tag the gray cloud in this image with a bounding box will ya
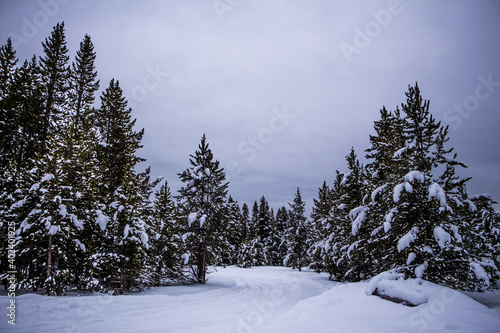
[1,0,499,211]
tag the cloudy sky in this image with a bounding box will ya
[1,0,499,212]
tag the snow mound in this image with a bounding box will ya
[365,271,428,307]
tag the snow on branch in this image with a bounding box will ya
[397,227,419,252]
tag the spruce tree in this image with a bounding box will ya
[177,134,230,284]
[225,196,243,265]
[92,79,149,293]
[308,181,333,272]
[275,206,289,265]
[236,203,254,268]
[38,22,70,153]
[0,37,18,168]
[69,34,99,139]
[284,188,309,271]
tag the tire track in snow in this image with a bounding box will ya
[2,266,333,333]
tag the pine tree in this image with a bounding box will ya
[308,181,333,272]
[91,79,149,293]
[236,203,254,268]
[275,206,289,265]
[249,200,266,266]
[38,22,70,153]
[177,134,230,284]
[225,196,243,265]
[0,37,19,168]
[284,188,309,271]
[347,83,499,290]
[69,34,99,139]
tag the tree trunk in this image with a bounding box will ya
[197,242,206,284]
[46,234,52,295]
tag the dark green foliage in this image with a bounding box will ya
[310,83,500,291]
[177,134,230,284]
[284,188,309,271]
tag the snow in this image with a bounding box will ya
[470,263,490,284]
[365,271,428,306]
[347,240,359,258]
[349,206,367,236]
[58,204,67,217]
[40,173,54,182]
[181,232,192,242]
[47,225,60,235]
[434,226,451,249]
[371,184,387,202]
[74,239,86,252]
[340,171,351,186]
[95,210,110,231]
[181,252,190,265]
[464,199,477,212]
[187,212,197,227]
[392,147,407,158]
[384,208,397,233]
[407,252,416,265]
[404,170,425,183]
[397,227,419,252]
[1,266,499,332]
[404,181,413,193]
[393,183,405,202]
[415,261,429,278]
[140,230,149,247]
[429,182,447,208]
[123,224,130,238]
[199,214,207,227]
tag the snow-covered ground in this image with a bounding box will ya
[1,266,500,332]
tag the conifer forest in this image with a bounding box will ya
[1,22,499,299]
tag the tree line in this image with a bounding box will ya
[1,23,498,295]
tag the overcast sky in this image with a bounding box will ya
[1,0,499,213]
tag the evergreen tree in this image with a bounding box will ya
[308,181,333,272]
[0,37,19,168]
[249,200,266,266]
[275,206,289,265]
[284,188,309,271]
[38,22,70,153]
[177,134,230,284]
[144,180,183,285]
[69,34,99,138]
[91,79,149,293]
[236,203,254,268]
[224,196,243,265]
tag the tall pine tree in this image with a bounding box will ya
[177,134,230,284]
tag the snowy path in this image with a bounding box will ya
[1,266,500,332]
